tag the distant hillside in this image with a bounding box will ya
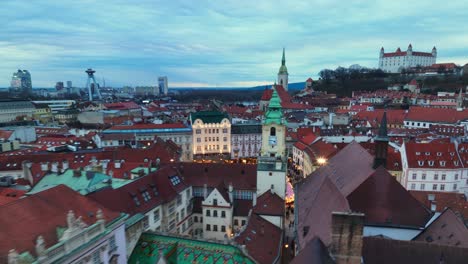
[249,82,305,91]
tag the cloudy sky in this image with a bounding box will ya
[1,0,467,88]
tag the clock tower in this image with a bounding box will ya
[256,88,287,199]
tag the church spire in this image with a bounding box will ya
[282,47,286,66]
[373,111,389,169]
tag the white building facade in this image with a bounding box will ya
[379,44,437,73]
[190,111,231,160]
[230,123,262,159]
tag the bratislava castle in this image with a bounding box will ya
[379,44,437,73]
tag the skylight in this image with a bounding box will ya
[169,175,181,186]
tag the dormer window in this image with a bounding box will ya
[450,152,455,156]
[437,152,442,156]
[416,152,421,156]
[425,152,430,156]
[454,161,459,166]
[440,161,446,167]
[428,161,434,166]
[418,160,424,166]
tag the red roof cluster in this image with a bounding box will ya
[0,185,121,261]
[405,106,468,124]
[104,101,141,110]
[404,142,462,169]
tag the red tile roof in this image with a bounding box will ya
[354,109,406,127]
[104,101,141,110]
[0,130,13,140]
[404,142,462,169]
[363,236,468,264]
[0,188,26,206]
[253,191,284,216]
[0,185,121,261]
[88,166,186,215]
[107,123,187,130]
[413,208,468,247]
[409,191,468,224]
[347,167,432,228]
[235,214,282,264]
[405,106,468,124]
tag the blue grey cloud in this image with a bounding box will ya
[0,0,467,87]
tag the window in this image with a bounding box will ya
[153,209,160,222]
[223,128,228,133]
[434,174,439,180]
[270,127,276,136]
[197,138,201,143]
[221,225,226,232]
[196,129,201,134]
[241,220,246,226]
[221,211,226,218]
[205,137,207,142]
[453,184,457,190]
[433,184,438,190]
[169,175,181,186]
[151,184,158,196]
[92,250,101,264]
[143,216,149,229]
[213,225,218,232]
[420,184,425,190]
[223,137,227,142]
[197,146,201,152]
[223,145,228,150]
[208,129,211,134]
[194,216,198,222]
[206,224,211,231]
[206,210,211,217]
[422,173,426,180]
[440,184,445,191]
[455,174,459,180]
[412,173,417,180]
[109,235,117,252]
[216,129,219,133]
[168,203,175,214]
[213,210,218,217]
[441,174,446,180]
[177,194,182,205]
[132,196,141,207]
[213,199,217,206]
[142,191,151,202]
[200,217,203,223]
[411,183,416,190]
[234,219,239,226]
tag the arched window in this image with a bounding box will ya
[270,127,276,136]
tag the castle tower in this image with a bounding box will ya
[277,48,289,91]
[407,44,413,55]
[257,89,287,199]
[432,46,437,57]
[373,111,389,169]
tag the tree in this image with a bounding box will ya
[437,65,446,74]
[319,69,334,84]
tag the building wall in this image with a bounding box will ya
[202,189,233,241]
[257,170,286,199]
[379,53,436,73]
[192,118,231,156]
[231,133,261,159]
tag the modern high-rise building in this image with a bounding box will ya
[158,76,168,95]
[66,81,73,94]
[9,69,32,97]
[55,82,64,91]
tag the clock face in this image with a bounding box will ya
[269,136,277,146]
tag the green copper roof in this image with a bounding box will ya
[28,170,133,195]
[190,111,229,124]
[264,89,284,125]
[278,48,288,75]
[128,232,255,264]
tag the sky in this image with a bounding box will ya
[1,0,467,88]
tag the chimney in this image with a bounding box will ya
[62,160,69,171]
[40,162,49,172]
[252,192,257,207]
[228,182,234,203]
[73,169,81,177]
[330,212,364,264]
[203,183,208,199]
[51,162,59,173]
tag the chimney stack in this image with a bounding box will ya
[203,183,208,199]
[228,182,234,203]
[252,192,257,207]
[330,212,364,264]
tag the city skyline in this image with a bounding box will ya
[1,0,467,88]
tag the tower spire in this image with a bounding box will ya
[281,47,286,65]
[373,111,389,169]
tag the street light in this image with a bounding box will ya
[317,157,327,165]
